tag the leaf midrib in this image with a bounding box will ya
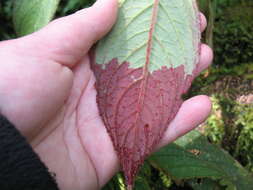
[129,0,160,154]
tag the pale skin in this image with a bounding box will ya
[0,0,213,189]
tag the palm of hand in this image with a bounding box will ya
[0,1,213,190]
[33,55,119,190]
[0,38,117,189]
[0,43,118,189]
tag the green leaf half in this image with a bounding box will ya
[96,0,200,74]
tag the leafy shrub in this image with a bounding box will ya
[213,1,253,66]
[234,104,253,172]
[204,96,225,145]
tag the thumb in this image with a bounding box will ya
[21,0,118,66]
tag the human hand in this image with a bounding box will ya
[0,0,213,189]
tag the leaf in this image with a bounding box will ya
[149,130,253,190]
[188,178,222,190]
[133,177,151,190]
[92,0,200,187]
[133,161,152,190]
[13,0,60,36]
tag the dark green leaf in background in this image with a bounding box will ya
[189,178,222,190]
[61,0,94,14]
[149,130,253,190]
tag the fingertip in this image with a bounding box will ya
[200,12,207,32]
[197,44,213,74]
[158,95,212,148]
[176,95,212,129]
[200,43,213,66]
[183,95,212,118]
[83,0,119,40]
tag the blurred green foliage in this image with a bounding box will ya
[213,1,253,66]
[0,0,15,39]
[13,0,60,36]
[191,1,253,180]
[0,0,252,189]
[57,0,95,16]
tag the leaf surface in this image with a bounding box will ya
[92,0,200,187]
[13,0,59,36]
[149,130,253,190]
[96,0,200,74]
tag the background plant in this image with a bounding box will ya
[0,0,252,189]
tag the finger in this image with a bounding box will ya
[158,95,212,149]
[21,0,118,67]
[200,12,207,32]
[195,44,213,76]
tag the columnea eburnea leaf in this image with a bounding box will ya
[91,0,201,188]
